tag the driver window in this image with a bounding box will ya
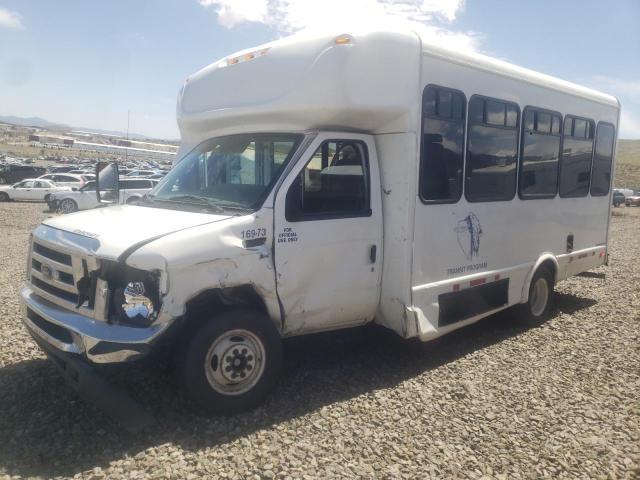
[20,181,35,188]
[286,140,370,221]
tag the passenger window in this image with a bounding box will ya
[285,140,369,221]
[559,116,595,198]
[590,123,615,196]
[419,85,466,203]
[465,96,519,202]
[519,108,561,198]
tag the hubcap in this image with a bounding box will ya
[204,329,265,395]
[530,277,549,317]
[61,200,75,213]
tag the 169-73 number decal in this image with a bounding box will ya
[241,228,267,240]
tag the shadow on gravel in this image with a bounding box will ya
[0,291,597,478]
[576,271,606,280]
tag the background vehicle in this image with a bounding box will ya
[0,165,46,184]
[612,190,626,207]
[20,29,619,415]
[49,178,157,213]
[625,191,640,206]
[0,179,71,202]
[125,169,157,177]
[38,173,88,188]
[47,165,79,174]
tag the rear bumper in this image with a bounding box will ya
[21,286,169,363]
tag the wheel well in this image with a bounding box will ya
[537,259,557,285]
[184,285,269,324]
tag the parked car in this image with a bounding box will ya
[625,192,640,207]
[38,173,88,188]
[0,164,47,184]
[47,165,79,174]
[49,178,158,213]
[612,190,626,207]
[0,179,71,202]
[125,169,157,177]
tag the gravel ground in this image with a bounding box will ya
[0,202,638,480]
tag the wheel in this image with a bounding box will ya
[0,192,9,202]
[44,194,53,203]
[516,266,554,325]
[59,198,78,213]
[179,309,282,415]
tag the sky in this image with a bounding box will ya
[0,0,639,140]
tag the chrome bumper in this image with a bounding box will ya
[21,286,169,363]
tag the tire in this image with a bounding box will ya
[515,266,554,325]
[0,192,9,202]
[59,198,78,214]
[179,309,282,415]
[44,194,53,203]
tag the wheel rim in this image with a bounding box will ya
[530,277,549,317]
[61,199,75,213]
[204,328,266,395]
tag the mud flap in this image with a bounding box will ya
[32,335,155,433]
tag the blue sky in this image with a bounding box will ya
[0,0,638,139]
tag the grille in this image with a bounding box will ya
[29,241,92,311]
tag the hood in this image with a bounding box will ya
[42,205,231,260]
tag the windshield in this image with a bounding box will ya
[148,133,302,212]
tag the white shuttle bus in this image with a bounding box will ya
[21,30,620,414]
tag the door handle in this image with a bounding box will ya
[370,245,377,264]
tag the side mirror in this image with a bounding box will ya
[96,162,119,204]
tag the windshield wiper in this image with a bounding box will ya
[147,194,226,213]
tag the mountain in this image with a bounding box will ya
[0,115,167,141]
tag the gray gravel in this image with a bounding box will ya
[0,202,638,480]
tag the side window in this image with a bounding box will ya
[285,140,370,221]
[559,116,595,197]
[20,180,35,188]
[33,181,48,188]
[590,123,615,196]
[519,107,562,198]
[419,85,466,203]
[465,96,519,202]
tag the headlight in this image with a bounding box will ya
[121,282,156,325]
[104,264,161,327]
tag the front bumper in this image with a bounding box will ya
[21,286,169,363]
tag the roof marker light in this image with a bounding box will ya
[334,34,353,45]
[224,47,270,67]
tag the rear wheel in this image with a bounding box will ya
[44,194,53,203]
[516,266,554,325]
[179,309,282,415]
[0,192,9,202]
[59,198,78,213]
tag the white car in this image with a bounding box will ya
[50,178,158,213]
[0,179,71,202]
[38,173,88,188]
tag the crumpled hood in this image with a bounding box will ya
[42,205,231,260]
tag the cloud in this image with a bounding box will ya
[584,76,640,139]
[198,0,478,50]
[0,7,24,29]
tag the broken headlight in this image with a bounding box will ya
[104,263,161,327]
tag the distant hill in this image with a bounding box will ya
[0,115,166,141]
[616,139,640,190]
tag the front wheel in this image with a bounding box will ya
[515,266,554,325]
[0,192,9,202]
[179,309,283,415]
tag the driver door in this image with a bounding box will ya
[273,133,383,335]
[13,180,36,200]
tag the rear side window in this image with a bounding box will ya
[559,116,595,197]
[419,85,466,203]
[465,96,519,202]
[590,123,615,196]
[519,108,562,198]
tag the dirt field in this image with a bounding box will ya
[0,203,638,480]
